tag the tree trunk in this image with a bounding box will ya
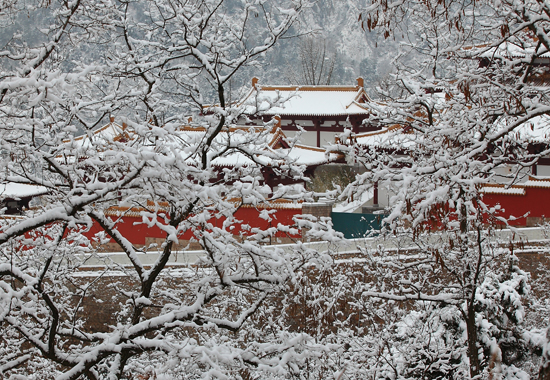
[466,302,481,379]
[539,328,550,380]
[540,364,550,380]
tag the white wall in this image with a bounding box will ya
[536,164,550,177]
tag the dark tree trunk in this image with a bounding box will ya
[539,328,550,380]
[466,302,481,379]
[540,364,550,380]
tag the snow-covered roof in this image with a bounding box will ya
[65,121,132,149]
[210,143,338,168]
[211,152,256,167]
[285,144,340,166]
[0,183,49,198]
[479,186,526,195]
[480,177,550,195]
[173,126,337,168]
[69,121,337,169]
[238,79,372,117]
[524,177,550,188]
[351,113,550,150]
[104,199,303,217]
[353,125,415,149]
[173,125,287,167]
[175,125,286,149]
[234,199,303,210]
[478,41,550,59]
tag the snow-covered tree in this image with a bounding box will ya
[331,0,550,378]
[0,0,346,379]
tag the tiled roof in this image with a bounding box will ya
[285,144,340,166]
[65,122,133,148]
[209,143,338,168]
[103,199,303,217]
[479,186,526,195]
[68,121,329,169]
[524,177,550,188]
[480,177,550,195]
[104,206,159,218]
[238,82,372,117]
[350,113,550,149]
[229,198,303,210]
[479,41,550,59]
[353,125,415,148]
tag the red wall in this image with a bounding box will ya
[82,207,302,246]
[483,187,550,226]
